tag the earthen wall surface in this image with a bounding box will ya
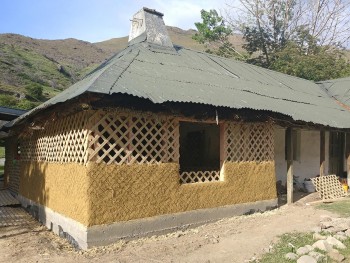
[87,161,276,226]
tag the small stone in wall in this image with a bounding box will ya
[285,252,298,260]
[297,255,317,263]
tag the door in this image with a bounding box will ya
[329,132,344,177]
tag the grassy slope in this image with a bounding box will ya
[0,27,213,109]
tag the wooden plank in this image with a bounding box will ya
[320,130,325,176]
[286,127,294,204]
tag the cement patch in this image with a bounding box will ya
[16,194,277,249]
[17,194,88,249]
[87,198,278,248]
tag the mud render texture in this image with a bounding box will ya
[19,162,90,225]
[18,160,276,227]
[87,161,276,226]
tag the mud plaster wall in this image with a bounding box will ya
[87,161,276,226]
[19,162,90,225]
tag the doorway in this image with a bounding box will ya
[329,132,344,177]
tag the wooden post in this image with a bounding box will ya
[320,130,326,176]
[286,127,294,204]
[219,123,226,179]
[346,133,350,185]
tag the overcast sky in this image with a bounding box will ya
[0,0,229,43]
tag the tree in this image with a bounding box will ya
[225,0,296,66]
[192,9,245,59]
[223,0,350,80]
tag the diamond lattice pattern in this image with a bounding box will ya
[225,122,274,162]
[87,110,180,164]
[20,111,89,164]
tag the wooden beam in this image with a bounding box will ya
[346,133,350,184]
[320,130,325,176]
[286,127,294,204]
[219,123,226,179]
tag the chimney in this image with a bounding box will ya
[128,7,173,48]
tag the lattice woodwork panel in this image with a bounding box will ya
[225,122,274,162]
[311,175,346,200]
[180,171,221,184]
[20,111,90,164]
[88,110,180,164]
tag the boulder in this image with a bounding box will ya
[326,236,346,249]
[345,229,350,237]
[312,240,332,252]
[334,234,347,241]
[297,246,311,255]
[308,251,325,262]
[328,249,345,262]
[305,245,314,252]
[313,233,326,240]
[297,255,317,263]
[285,252,298,260]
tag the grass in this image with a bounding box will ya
[0,147,4,158]
[256,232,350,263]
[256,233,314,263]
[317,199,350,217]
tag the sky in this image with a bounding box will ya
[0,0,229,43]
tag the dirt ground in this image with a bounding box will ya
[0,193,337,263]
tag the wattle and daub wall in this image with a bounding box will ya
[13,109,276,227]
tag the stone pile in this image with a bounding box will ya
[285,216,350,262]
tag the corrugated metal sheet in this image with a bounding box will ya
[5,42,350,129]
[317,77,350,107]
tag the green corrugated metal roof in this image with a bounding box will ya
[317,77,350,107]
[5,42,350,129]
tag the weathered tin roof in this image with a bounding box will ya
[5,42,350,129]
[317,77,350,108]
[0,106,27,121]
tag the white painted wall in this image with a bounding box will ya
[274,127,329,185]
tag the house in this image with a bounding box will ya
[2,7,350,249]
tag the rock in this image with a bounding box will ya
[285,252,298,260]
[334,234,347,241]
[308,251,325,262]
[297,255,317,263]
[313,233,326,240]
[328,249,345,262]
[312,240,332,252]
[297,246,310,255]
[305,245,314,252]
[320,221,334,229]
[326,236,346,249]
[336,231,346,236]
[345,229,350,237]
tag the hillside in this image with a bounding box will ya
[1,26,223,109]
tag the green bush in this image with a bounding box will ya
[25,83,43,101]
[0,94,18,108]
